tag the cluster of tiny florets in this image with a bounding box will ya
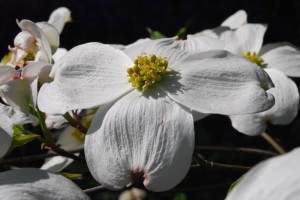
[242,51,267,68]
[127,54,168,91]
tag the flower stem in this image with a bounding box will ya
[64,112,88,134]
[0,148,83,165]
[261,132,286,154]
[194,145,278,156]
[83,185,107,194]
[191,160,251,171]
[192,155,250,171]
[36,107,53,142]
[36,107,85,162]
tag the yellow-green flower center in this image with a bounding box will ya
[242,51,267,68]
[127,54,168,91]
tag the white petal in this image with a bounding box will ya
[85,89,194,192]
[124,37,199,65]
[0,168,89,200]
[125,38,151,49]
[48,7,71,34]
[109,44,126,50]
[45,114,67,129]
[226,148,300,200]
[221,10,247,29]
[229,68,299,135]
[162,50,275,115]
[41,155,76,172]
[192,111,208,121]
[38,42,132,114]
[36,22,60,54]
[22,61,52,82]
[220,24,267,54]
[0,108,13,158]
[0,66,15,85]
[0,103,37,157]
[56,126,84,151]
[52,48,68,63]
[184,35,224,52]
[263,68,299,124]
[261,42,300,77]
[13,31,38,55]
[1,79,32,113]
[17,20,52,63]
[229,114,266,136]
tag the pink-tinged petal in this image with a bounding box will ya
[13,31,38,55]
[17,20,52,63]
[85,89,194,191]
[36,22,60,54]
[261,42,300,77]
[0,168,89,199]
[38,42,132,114]
[48,7,71,34]
[162,50,275,115]
[226,148,300,200]
[221,10,247,29]
[22,61,52,82]
[220,24,267,54]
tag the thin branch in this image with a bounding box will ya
[64,112,88,134]
[171,183,231,192]
[0,149,84,165]
[84,185,107,194]
[261,132,286,154]
[194,145,278,156]
[191,160,251,171]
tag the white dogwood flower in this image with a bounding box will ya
[230,68,299,135]
[8,7,71,67]
[0,168,89,200]
[0,62,52,113]
[209,22,300,135]
[37,38,274,191]
[226,147,300,200]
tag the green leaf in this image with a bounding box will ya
[176,27,187,40]
[147,27,166,39]
[13,125,24,135]
[173,193,186,200]
[227,175,244,194]
[11,133,40,149]
[60,172,82,180]
[176,20,191,40]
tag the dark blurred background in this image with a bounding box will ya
[1,0,300,199]
[1,0,300,56]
